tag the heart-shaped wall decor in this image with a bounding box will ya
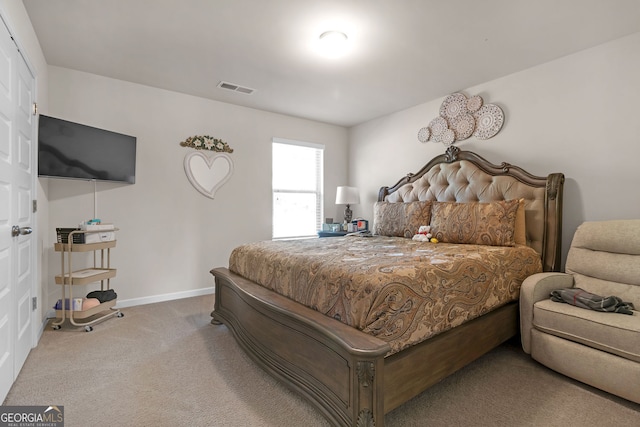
[183,151,234,199]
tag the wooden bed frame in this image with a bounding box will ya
[210,146,564,426]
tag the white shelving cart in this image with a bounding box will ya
[52,229,123,332]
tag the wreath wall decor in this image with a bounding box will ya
[180,135,235,199]
[179,135,234,153]
[417,93,504,147]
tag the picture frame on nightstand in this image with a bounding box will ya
[354,220,368,231]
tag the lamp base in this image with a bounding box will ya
[344,205,353,223]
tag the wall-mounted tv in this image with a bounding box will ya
[37,115,136,184]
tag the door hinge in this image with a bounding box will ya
[33,199,37,213]
[32,296,37,310]
[33,102,38,116]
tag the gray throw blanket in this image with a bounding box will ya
[550,288,635,315]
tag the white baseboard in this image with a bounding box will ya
[36,312,50,342]
[44,286,215,319]
[115,287,215,308]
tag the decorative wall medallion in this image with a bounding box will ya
[183,152,234,199]
[417,126,431,143]
[466,95,483,113]
[472,104,504,140]
[440,129,455,146]
[417,92,505,146]
[428,116,448,137]
[439,92,467,119]
[450,114,475,141]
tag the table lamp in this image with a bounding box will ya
[335,186,359,223]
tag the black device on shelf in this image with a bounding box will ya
[56,227,84,244]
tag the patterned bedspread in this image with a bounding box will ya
[229,235,542,355]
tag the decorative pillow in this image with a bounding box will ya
[373,201,432,238]
[514,198,526,245]
[430,199,520,246]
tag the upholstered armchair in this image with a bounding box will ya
[520,220,640,404]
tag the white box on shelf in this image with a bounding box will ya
[81,223,116,243]
[84,232,115,243]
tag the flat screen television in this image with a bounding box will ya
[37,115,136,184]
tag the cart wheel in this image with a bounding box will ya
[117,312,124,318]
[85,326,93,332]
[52,324,61,330]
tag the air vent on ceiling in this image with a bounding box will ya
[217,81,255,95]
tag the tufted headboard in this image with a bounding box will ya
[378,146,564,272]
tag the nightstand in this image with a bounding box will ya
[317,230,348,238]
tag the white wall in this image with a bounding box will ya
[43,67,348,309]
[349,32,640,269]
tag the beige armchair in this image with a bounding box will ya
[520,220,640,404]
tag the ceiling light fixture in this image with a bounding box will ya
[318,30,349,58]
[320,30,348,44]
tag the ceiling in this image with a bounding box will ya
[22,0,640,127]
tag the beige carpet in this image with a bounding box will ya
[4,295,639,426]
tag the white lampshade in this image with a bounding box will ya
[335,186,360,205]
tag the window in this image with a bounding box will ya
[272,138,324,239]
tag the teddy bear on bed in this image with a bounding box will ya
[412,225,438,243]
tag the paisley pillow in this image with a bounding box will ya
[430,199,520,246]
[514,198,526,245]
[372,201,432,238]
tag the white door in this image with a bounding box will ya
[0,17,36,402]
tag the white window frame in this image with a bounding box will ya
[272,137,324,239]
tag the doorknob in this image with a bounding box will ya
[11,226,33,237]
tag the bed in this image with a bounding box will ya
[210,146,564,426]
